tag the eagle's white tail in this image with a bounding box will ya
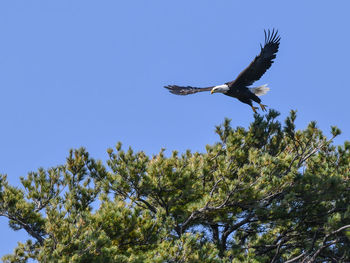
[249,84,270,96]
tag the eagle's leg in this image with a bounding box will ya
[259,103,268,111]
[251,106,259,113]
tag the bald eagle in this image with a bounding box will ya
[164,29,280,113]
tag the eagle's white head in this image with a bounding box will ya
[211,84,229,94]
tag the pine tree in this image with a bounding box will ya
[1,110,350,262]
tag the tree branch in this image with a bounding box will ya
[1,212,45,245]
[285,252,306,263]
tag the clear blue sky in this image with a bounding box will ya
[1,0,350,257]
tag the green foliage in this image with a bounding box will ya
[1,110,350,262]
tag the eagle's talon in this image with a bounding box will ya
[259,104,268,111]
[251,106,259,113]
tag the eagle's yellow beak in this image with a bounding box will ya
[211,89,214,94]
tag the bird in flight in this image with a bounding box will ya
[164,29,280,113]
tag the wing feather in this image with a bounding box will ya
[227,29,280,88]
[164,85,213,95]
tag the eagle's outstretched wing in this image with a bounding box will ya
[164,85,213,96]
[227,29,280,88]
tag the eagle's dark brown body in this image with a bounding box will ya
[224,87,261,107]
[165,29,280,113]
